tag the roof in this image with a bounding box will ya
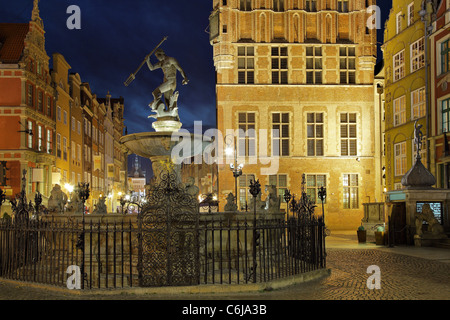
[0,23,29,64]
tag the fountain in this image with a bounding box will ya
[120,40,209,181]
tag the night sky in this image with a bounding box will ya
[1,0,392,179]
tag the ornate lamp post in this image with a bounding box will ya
[318,186,326,221]
[284,189,292,218]
[249,179,261,283]
[225,135,244,209]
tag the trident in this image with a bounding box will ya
[124,36,168,87]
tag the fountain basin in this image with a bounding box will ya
[120,131,211,180]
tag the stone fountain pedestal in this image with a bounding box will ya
[120,119,210,183]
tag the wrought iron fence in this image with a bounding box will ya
[0,216,137,289]
[0,214,325,289]
[0,171,326,289]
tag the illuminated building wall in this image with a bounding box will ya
[210,0,383,230]
[382,0,428,191]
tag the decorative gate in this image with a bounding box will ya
[137,171,199,287]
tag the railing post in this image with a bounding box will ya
[76,182,90,290]
[249,179,261,284]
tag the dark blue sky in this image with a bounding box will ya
[1,0,392,179]
[1,0,392,135]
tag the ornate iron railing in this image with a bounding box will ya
[0,171,326,289]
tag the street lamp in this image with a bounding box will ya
[225,135,244,209]
[249,179,261,284]
[318,186,326,221]
[284,189,292,218]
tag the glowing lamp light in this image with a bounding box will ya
[65,183,74,193]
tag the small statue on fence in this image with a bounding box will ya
[184,177,199,199]
[224,193,237,212]
[92,196,107,215]
[264,185,281,213]
[47,184,68,214]
[67,186,84,214]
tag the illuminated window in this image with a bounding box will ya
[340,113,357,156]
[46,129,52,154]
[27,121,33,149]
[238,112,256,157]
[393,50,405,81]
[394,142,407,176]
[411,87,425,120]
[396,12,403,34]
[343,174,358,209]
[272,112,290,156]
[411,38,424,72]
[306,47,322,84]
[407,2,414,26]
[37,125,43,151]
[271,47,288,84]
[306,174,326,204]
[307,112,324,156]
[340,47,356,84]
[393,95,406,126]
[238,47,255,84]
[63,137,67,161]
[56,134,61,158]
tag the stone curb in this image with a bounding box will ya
[0,268,331,297]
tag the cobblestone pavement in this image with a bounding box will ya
[0,247,449,301]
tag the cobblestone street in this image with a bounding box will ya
[1,232,449,301]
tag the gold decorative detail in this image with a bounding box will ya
[159,158,175,172]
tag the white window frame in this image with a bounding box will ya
[394,95,406,126]
[411,87,426,120]
[306,174,326,204]
[272,112,290,157]
[394,50,405,82]
[407,2,414,26]
[343,174,359,209]
[411,37,425,72]
[396,12,403,34]
[394,141,407,176]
